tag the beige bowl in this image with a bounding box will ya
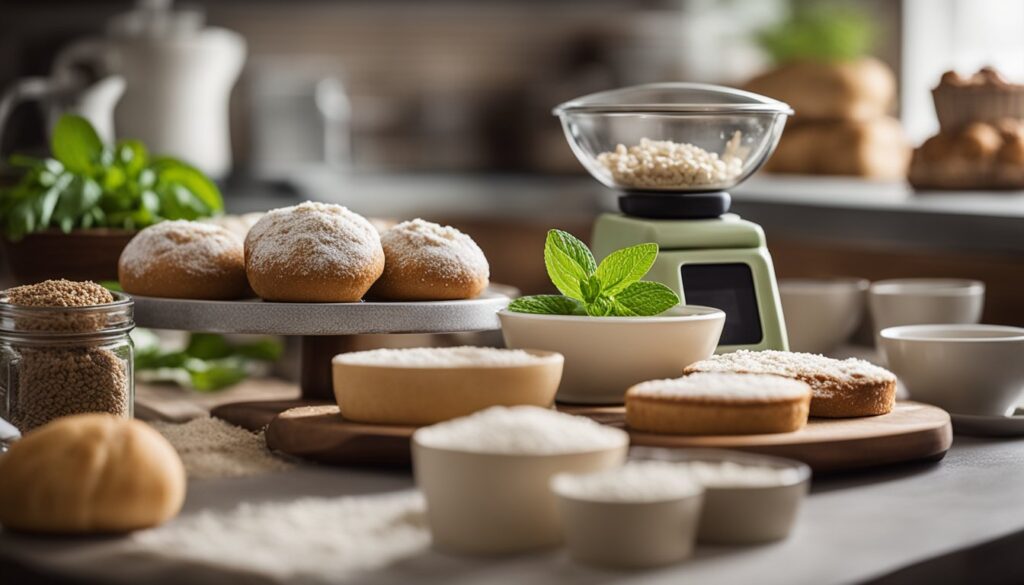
[332,348,564,425]
[413,434,628,554]
[499,305,725,405]
[780,278,869,354]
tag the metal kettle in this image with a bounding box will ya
[54,0,246,179]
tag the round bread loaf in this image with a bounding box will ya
[626,372,812,435]
[370,219,489,301]
[0,414,185,534]
[119,220,249,300]
[245,202,384,302]
[683,350,897,418]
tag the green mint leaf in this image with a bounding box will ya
[117,139,148,176]
[594,242,659,295]
[612,281,680,316]
[188,363,248,392]
[508,295,586,315]
[185,333,234,360]
[51,115,103,174]
[235,338,285,361]
[544,229,595,300]
[584,296,616,317]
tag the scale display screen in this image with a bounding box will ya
[680,263,763,345]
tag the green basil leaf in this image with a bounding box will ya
[185,333,234,360]
[117,140,148,176]
[8,154,43,169]
[612,281,680,317]
[141,190,160,215]
[543,229,596,300]
[594,242,659,295]
[188,363,248,392]
[51,115,103,174]
[101,165,126,191]
[507,295,586,315]
[235,338,285,361]
[152,158,223,213]
[5,201,35,241]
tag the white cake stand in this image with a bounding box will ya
[130,288,511,400]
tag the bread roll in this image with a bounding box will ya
[0,414,185,534]
[119,220,249,300]
[764,117,910,178]
[745,57,896,121]
[245,202,385,302]
[370,219,489,301]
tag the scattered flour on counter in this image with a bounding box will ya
[134,491,429,581]
[334,346,547,368]
[553,461,703,503]
[413,405,628,455]
[148,417,292,479]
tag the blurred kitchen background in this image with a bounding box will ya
[2,0,1024,325]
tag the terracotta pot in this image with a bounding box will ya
[0,229,136,285]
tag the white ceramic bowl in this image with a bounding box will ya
[499,305,725,404]
[632,448,810,544]
[869,279,985,344]
[879,324,1024,416]
[412,428,628,555]
[552,464,704,569]
[332,348,564,425]
[779,278,869,354]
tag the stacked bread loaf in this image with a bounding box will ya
[909,67,1024,190]
[745,58,910,179]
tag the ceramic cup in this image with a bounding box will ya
[869,279,985,348]
[779,278,869,354]
[879,324,1024,416]
[499,305,725,405]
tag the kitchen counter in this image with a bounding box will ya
[4,434,1024,584]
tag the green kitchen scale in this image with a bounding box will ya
[554,83,794,352]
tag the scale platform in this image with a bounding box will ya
[130,287,511,400]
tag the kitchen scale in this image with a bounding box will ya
[554,83,794,352]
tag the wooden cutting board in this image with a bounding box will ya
[263,401,953,472]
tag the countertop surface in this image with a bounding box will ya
[3,434,1024,585]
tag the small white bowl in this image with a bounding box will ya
[412,413,629,555]
[869,279,985,342]
[552,462,704,569]
[880,324,1024,416]
[779,278,868,354]
[632,448,810,544]
[499,305,725,404]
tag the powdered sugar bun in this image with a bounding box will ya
[370,219,489,301]
[118,220,248,300]
[245,202,384,302]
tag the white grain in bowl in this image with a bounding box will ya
[412,406,628,554]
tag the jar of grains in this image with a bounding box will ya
[0,280,134,439]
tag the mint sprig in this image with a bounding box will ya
[508,229,679,317]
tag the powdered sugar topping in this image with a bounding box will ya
[630,372,810,401]
[553,461,703,503]
[685,350,895,399]
[334,346,554,368]
[245,202,383,278]
[381,219,488,281]
[120,220,243,277]
[414,406,628,455]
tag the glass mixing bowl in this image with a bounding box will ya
[553,83,793,193]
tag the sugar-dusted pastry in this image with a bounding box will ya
[626,372,811,435]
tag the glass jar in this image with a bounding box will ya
[0,292,134,445]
